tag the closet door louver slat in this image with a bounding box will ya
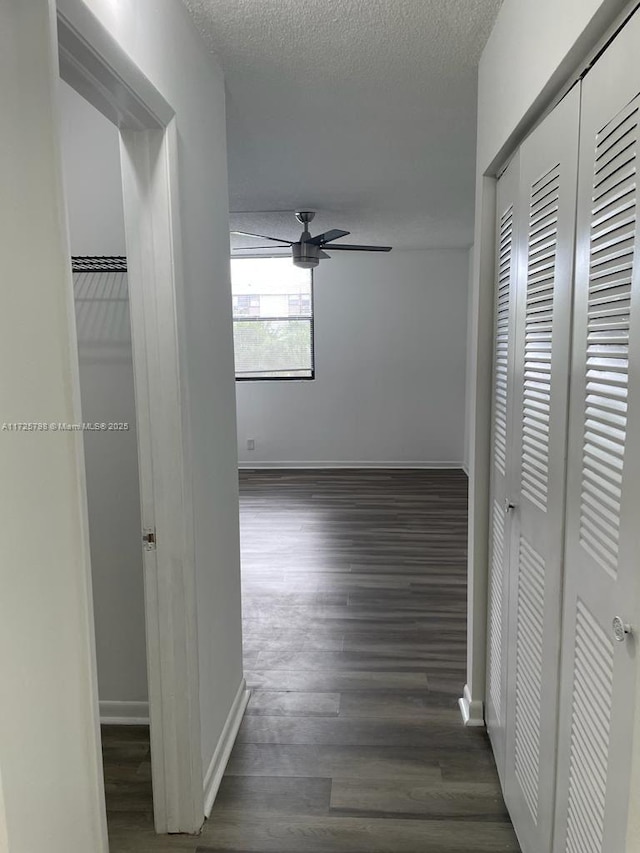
[489,498,506,719]
[565,602,614,853]
[513,536,545,822]
[521,165,560,511]
[579,102,637,580]
[494,206,514,478]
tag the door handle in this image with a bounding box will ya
[612,616,632,643]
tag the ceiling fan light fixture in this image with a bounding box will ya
[293,257,320,269]
[292,241,320,269]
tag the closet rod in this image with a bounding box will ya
[71,256,127,273]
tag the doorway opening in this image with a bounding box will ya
[58,78,152,829]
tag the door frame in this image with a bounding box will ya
[57,0,204,834]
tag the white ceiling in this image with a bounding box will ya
[182,0,503,250]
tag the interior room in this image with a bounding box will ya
[53,23,477,845]
[3,1,640,853]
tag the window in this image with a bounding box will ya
[231,257,314,380]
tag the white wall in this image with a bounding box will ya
[79,352,148,709]
[58,81,126,256]
[0,768,8,851]
[1,3,109,850]
[58,80,148,713]
[236,250,469,467]
[464,0,633,712]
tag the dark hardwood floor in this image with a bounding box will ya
[105,469,520,852]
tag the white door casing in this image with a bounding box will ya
[554,9,640,852]
[119,126,204,833]
[504,85,580,853]
[486,152,521,784]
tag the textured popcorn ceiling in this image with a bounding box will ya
[182,0,503,249]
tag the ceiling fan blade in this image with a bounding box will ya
[322,244,392,252]
[308,229,350,246]
[230,230,293,245]
[318,250,331,259]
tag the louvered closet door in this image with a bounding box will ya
[486,153,520,783]
[554,10,640,853]
[503,85,580,853]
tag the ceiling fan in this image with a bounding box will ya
[230,211,392,269]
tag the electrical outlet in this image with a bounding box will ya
[246,438,255,451]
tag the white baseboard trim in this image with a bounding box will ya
[99,700,150,725]
[458,684,485,727]
[203,679,250,818]
[238,460,465,470]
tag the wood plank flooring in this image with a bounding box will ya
[104,469,520,852]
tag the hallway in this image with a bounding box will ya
[106,469,519,852]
